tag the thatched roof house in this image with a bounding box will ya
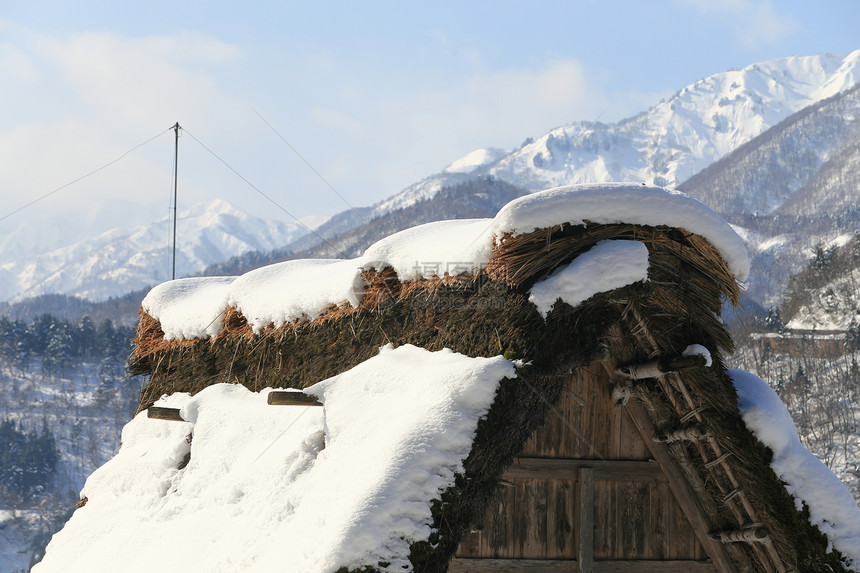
[36,184,860,573]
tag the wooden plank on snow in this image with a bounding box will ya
[267,391,323,406]
[147,406,185,422]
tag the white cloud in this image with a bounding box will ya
[36,31,240,126]
[678,0,802,50]
[0,42,39,82]
[0,26,254,234]
[464,59,592,121]
[0,23,653,245]
[299,56,635,200]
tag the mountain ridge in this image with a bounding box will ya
[3,50,859,314]
[365,51,860,220]
[0,199,308,303]
[680,83,860,305]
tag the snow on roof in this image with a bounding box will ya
[141,183,748,340]
[228,258,364,333]
[528,239,649,317]
[360,218,493,281]
[142,276,235,340]
[730,369,860,567]
[490,183,749,280]
[34,345,516,573]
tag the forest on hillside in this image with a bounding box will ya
[0,314,140,571]
[729,234,860,500]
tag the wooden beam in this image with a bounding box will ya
[594,561,716,572]
[502,458,667,483]
[267,391,323,406]
[624,400,737,573]
[616,354,707,380]
[663,354,708,372]
[147,406,185,422]
[448,559,716,572]
[449,558,575,572]
[577,467,594,573]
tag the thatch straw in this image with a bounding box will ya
[487,222,742,307]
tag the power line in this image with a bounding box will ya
[180,127,352,260]
[252,108,370,228]
[0,127,173,225]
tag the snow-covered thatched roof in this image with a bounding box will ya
[35,184,860,573]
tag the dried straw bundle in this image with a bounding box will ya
[487,222,741,307]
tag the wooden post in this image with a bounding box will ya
[267,391,323,406]
[577,467,594,573]
[147,406,185,422]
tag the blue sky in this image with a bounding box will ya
[0,0,858,234]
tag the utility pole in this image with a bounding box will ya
[172,122,180,280]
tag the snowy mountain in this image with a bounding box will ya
[0,200,307,302]
[0,200,164,266]
[203,177,529,276]
[680,83,860,305]
[341,51,859,311]
[6,51,860,310]
[216,58,860,308]
[680,83,860,219]
[369,51,860,219]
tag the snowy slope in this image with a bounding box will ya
[732,369,860,567]
[34,347,516,573]
[442,147,507,174]
[0,200,307,302]
[782,234,860,330]
[371,51,860,219]
[786,266,860,330]
[0,200,163,267]
[680,83,860,219]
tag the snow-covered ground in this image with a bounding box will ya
[0,509,55,573]
[0,361,135,495]
[786,267,860,330]
[729,332,860,504]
